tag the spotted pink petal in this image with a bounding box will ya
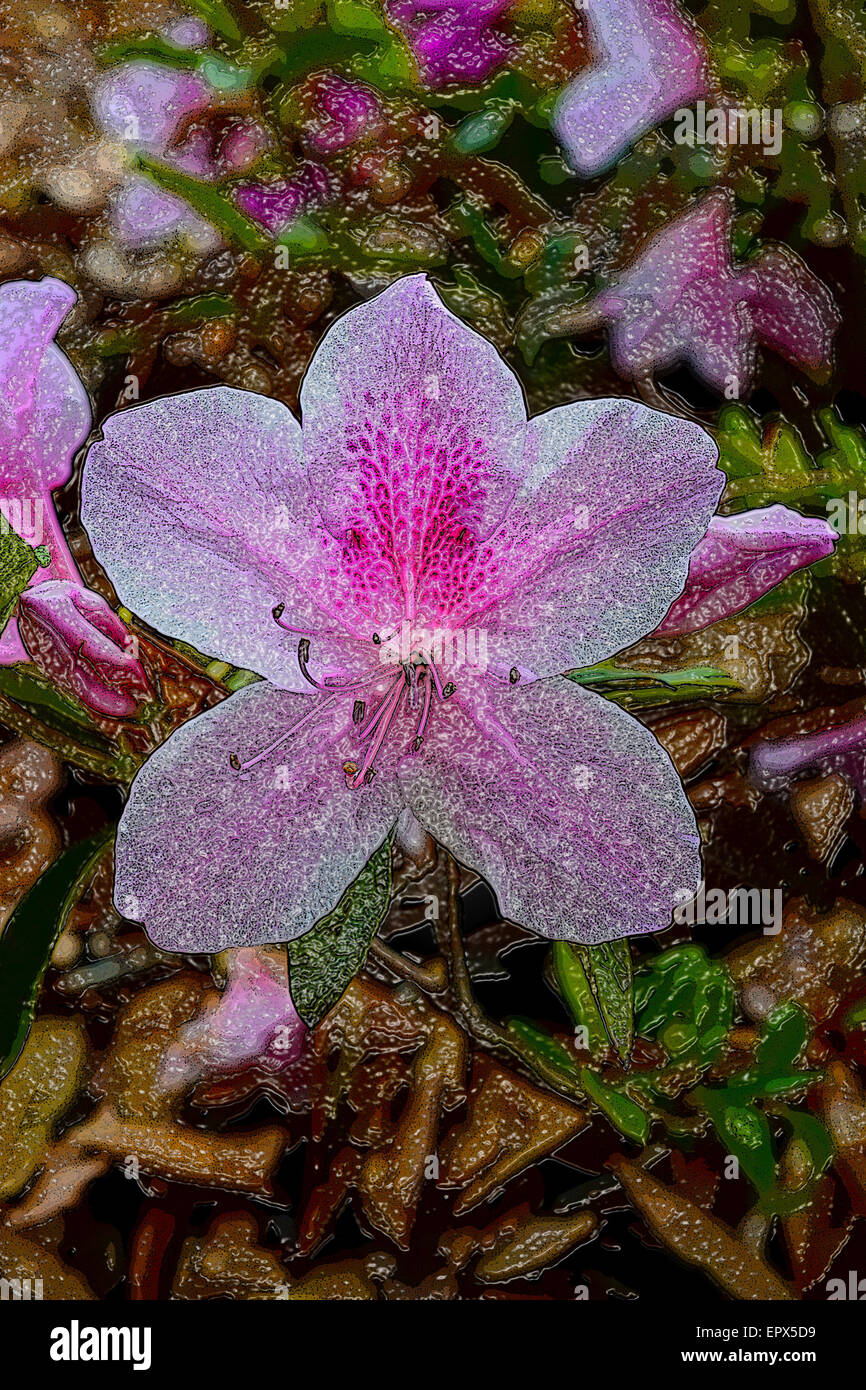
[468,398,724,681]
[399,673,701,942]
[655,505,837,636]
[81,386,373,691]
[114,681,403,953]
[300,275,528,634]
[553,0,710,177]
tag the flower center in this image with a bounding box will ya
[229,627,458,785]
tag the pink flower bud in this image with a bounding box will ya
[17,580,149,717]
[655,505,837,636]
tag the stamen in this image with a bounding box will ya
[230,697,334,773]
[353,699,366,724]
[426,656,446,702]
[357,672,405,739]
[272,604,311,636]
[412,671,433,752]
[297,638,321,690]
[350,677,404,789]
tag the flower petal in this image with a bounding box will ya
[81,386,365,690]
[400,674,700,943]
[300,275,528,630]
[91,60,212,154]
[115,682,403,953]
[0,277,91,494]
[468,398,724,680]
[552,0,709,177]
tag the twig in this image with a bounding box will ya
[368,937,448,993]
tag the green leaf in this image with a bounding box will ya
[276,214,331,256]
[551,941,608,1057]
[289,835,392,1027]
[579,1068,650,1144]
[699,1092,778,1194]
[635,944,735,1066]
[0,665,139,781]
[754,1001,810,1076]
[568,662,740,708]
[0,828,113,1080]
[134,156,271,255]
[505,1016,579,1077]
[572,939,634,1063]
[0,523,41,636]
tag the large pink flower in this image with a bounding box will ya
[81,276,724,952]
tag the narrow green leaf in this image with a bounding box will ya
[551,941,608,1057]
[574,939,634,1063]
[134,156,271,255]
[0,828,113,1080]
[289,836,392,1027]
[580,1068,649,1144]
[505,1016,578,1077]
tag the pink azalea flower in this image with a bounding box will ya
[553,0,710,177]
[303,74,383,156]
[596,191,841,395]
[654,505,837,636]
[386,0,515,87]
[0,277,91,664]
[81,275,724,952]
[159,948,308,1093]
[751,710,866,798]
[234,164,334,238]
[17,580,149,718]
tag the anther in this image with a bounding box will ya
[363,769,376,784]
[229,753,241,770]
[412,735,424,752]
[297,638,320,689]
[372,632,381,645]
[353,700,366,724]
[509,667,520,684]
[443,682,456,698]
[272,602,285,622]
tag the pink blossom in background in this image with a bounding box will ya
[91,60,268,249]
[234,164,335,237]
[751,709,866,798]
[17,580,149,718]
[304,74,383,155]
[655,505,837,636]
[386,0,515,87]
[159,948,309,1093]
[553,0,710,177]
[82,274,727,952]
[596,191,841,395]
[0,277,91,663]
